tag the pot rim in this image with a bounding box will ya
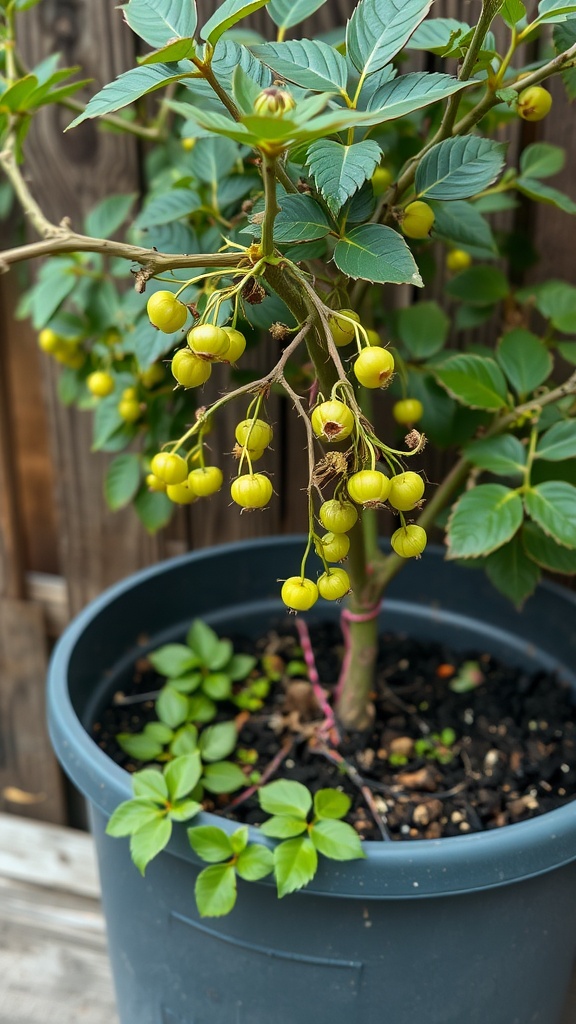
[48,536,576,900]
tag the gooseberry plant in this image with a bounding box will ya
[3,0,576,910]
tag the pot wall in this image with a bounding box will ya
[48,539,576,1024]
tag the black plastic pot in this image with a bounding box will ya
[48,538,576,1024]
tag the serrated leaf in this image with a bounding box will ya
[267,0,327,30]
[406,17,469,52]
[535,0,576,24]
[334,224,423,286]
[121,0,198,48]
[133,768,169,801]
[251,40,347,94]
[202,762,246,793]
[231,63,262,114]
[524,279,576,334]
[519,142,565,180]
[133,188,201,229]
[365,72,475,126]
[156,684,191,729]
[416,137,506,201]
[130,816,172,873]
[464,436,526,477]
[516,177,576,215]
[313,788,351,820]
[485,534,540,608]
[106,799,163,837]
[138,38,197,65]
[164,752,202,800]
[66,64,193,129]
[430,200,497,257]
[434,354,509,410]
[188,825,234,862]
[307,139,381,215]
[199,721,237,762]
[346,0,433,78]
[396,301,449,359]
[522,521,576,573]
[84,193,137,238]
[269,193,331,242]
[499,0,527,26]
[525,481,576,548]
[149,643,199,677]
[447,485,524,559]
[259,779,312,818]
[195,863,237,916]
[497,329,553,398]
[259,815,308,838]
[188,135,240,184]
[104,454,141,511]
[445,265,510,306]
[134,488,173,533]
[236,844,275,881]
[274,836,317,897]
[200,0,270,46]
[29,261,76,329]
[536,421,576,462]
[310,819,365,860]
[187,620,221,663]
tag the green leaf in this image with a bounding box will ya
[259,815,308,838]
[170,723,200,756]
[188,694,217,723]
[117,729,165,761]
[464,436,527,477]
[519,142,565,180]
[447,485,524,559]
[558,342,576,364]
[195,863,237,916]
[536,421,576,462]
[169,798,202,822]
[523,279,576,334]
[259,779,312,818]
[186,620,221,664]
[230,827,249,855]
[134,188,201,229]
[267,0,327,31]
[227,653,257,680]
[313,788,351,819]
[134,488,173,533]
[485,534,540,608]
[535,0,576,24]
[306,139,381,215]
[406,18,469,53]
[84,192,137,238]
[138,38,197,65]
[522,521,576,574]
[121,0,198,48]
[433,354,509,410]
[104,454,141,511]
[205,638,234,671]
[273,836,318,897]
[416,137,506,201]
[171,672,202,694]
[198,721,238,762]
[66,64,193,129]
[396,300,449,358]
[29,260,77,329]
[188,825,234,862]
[310,819,365,860]
[231,64,262,114]
[188,136,240,184]
[554,21,576,98]
[497,329,553,398]
[149,643,199,677]
[346,0,433,77]
[365,73,475,126]
[202,761,246,793]
[202,673,232,700]
[164,752,202,800]
[156,683,191,729]
[251,40,347,94]
[266,193,331,243]
[236,844,275,881]
[525,481,576,548]
[515,176,576,216]
[130,816,172,873]
[430,200,497,257]
[334,224,423,286]
[445,265,510,306]
[106,798,163,837]
[499,0,527,27]
[133,768,169,801]
[200,0,270,46]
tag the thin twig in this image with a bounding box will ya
[314,744,392,841]
[222,737,295,811]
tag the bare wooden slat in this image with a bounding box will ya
[0,812,99,897]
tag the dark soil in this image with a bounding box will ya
[92,621,576,842]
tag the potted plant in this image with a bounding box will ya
[3,0,576,1020]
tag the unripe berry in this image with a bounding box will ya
[235,419,273,450]
[317,568,351,601]
[147,291,188,333]
[150,451,188,485]
[388,471,425,511]
[371,166,393,196]
[391,524,427,558]
[171,348,212,388]
[518,85,552,122]
[181,137,196,151]
[187,323,230,359]
[365,328,382,346]
[188,466,223,497]
[230,473,273,509]
[316,531,350,562]
[253,87,296,117]
[146,473,167,493]
[446,249,472,273]
[118,398,141,423]
[393,399,424,425]
[139,363,165,389]
[167,481,197,505]
[401,201,435,239]
[354,346,395,389]
[222,327,247,362]
[281,577,318,612]
[328,309,360,347]
[311,400,355,442]
[87,371,115,398]
[319,499,358,534]
[347,469,391,505]
[38,328,62,354]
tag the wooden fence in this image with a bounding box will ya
[1,0,575,825]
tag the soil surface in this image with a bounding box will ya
[93,621,576,842]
